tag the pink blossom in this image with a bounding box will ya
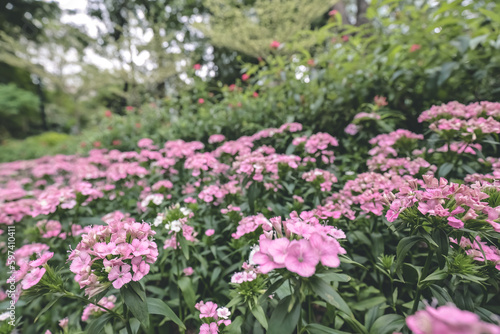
[285,239,320,277]
[108,264,132,289]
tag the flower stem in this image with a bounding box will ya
[411,249,434,314]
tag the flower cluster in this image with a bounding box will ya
[451,236,500,271]
[13,243,53,291]
[195,300,232,334]
[68,213,158,295]
[302,169,338,192]
[385,175,500,233]
[251,211,346,277]
[81,296,117,321]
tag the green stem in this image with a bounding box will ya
[411,249,434,314]
[65,291,125,322]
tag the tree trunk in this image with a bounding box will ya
[356,0,369,26]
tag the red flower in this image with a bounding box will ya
[105,110,112,118]
[307,59,315,66]
[253,92,259,98]
[329,9,338,16]
[126,106,134,111]
[410,44,421,52]
[270,40,280,49]
[135,123,141,128]
[242,73,250,81]
[198,98,205,104]
[193,63,201,70]
[342,35,349,42]
[93,141,101,148]
[112,140,121,146]
[228,84,236,92]
[80,142,87,148]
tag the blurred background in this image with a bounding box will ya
[0,0,499,162]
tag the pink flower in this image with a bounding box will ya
[447,217,464,229]
[374,95,388,107]
[198,98,205,104]
[193,64,201,70]
[183,267,194,276]
[200,323,219,334]
[69,252,91,274]
[242,73,250,81]
[108,264,132,289]
[195,301,218,319]
[285,239,320,277]
[410,44,421,52]
[270,40,280,49]
[59,317,69,329]
[29,251,54,267]
[406,304,500,334]
[205,229,215,236]
[345,123,360,135]
[253,92,259,98]
[329,9,338,16]
[21,267,46,290]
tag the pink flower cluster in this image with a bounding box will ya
[195,300,231,334]
[385,175,500,232]
[230,262,261,284]
[232,214,270,239]
[419,101,500,137]
[293,133,338,164]
[368,129,423,157]
[68,212,158,295]
[81,296,117,321]
[13,243,53,291]
[36,220,66,239]
[251,212,346,277]
[163,216,198,250]
[406,304,500,334]
[302,169,338,192]
[451,236,500,271]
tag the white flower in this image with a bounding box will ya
[153,214,164,227]
[180,207,191,216]
[0,312,10,321]
[217,307,231,319]
[248,245,260,265]
[170,220,182,233]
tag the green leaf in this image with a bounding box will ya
[479,8,500,24]
[178,235,190,260]
[35,295,61,322]
[396,236,423,270]
[210,267,222,286]
[429,284,453,304]
[225,316,244,334]
[352,296,386,311]
[85,313,113,334]
[268,295,301,334]
[121,282,149,329]
[147,298,185,329]
[437,62,458,87]
[369,314,405,334]
[438,162,454,178]
[250,304,268,330]
[315,272,350,283]
[129,318,140,334]
[178,276,197,311]
[309,276,352,317]
[305,323,350,334]
[421,269,448,283]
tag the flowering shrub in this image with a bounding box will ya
[0,102,500,334]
